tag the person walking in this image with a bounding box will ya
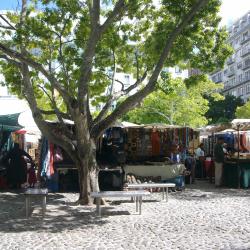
[214,137,225,187]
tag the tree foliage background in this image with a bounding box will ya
[123,74,224,127]
[236,100,250,119]
[205,94,244,124]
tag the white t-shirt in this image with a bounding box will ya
[195,147,204,159]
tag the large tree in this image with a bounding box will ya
[0,0,231,204]
[123,74,224,127]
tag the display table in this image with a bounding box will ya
[224,159,250,188]
[123,164,185,180]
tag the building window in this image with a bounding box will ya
[245,70,250,81]
[217,72,222,82]
[246,84,250,93]
[175,67,182,73]
[243,31,248,41]
[238,74,243,83]
[238,87,243,96]
[232,90,237,97]
[124,75,130,88]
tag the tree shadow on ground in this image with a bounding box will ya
[110,199,159,205]
[171,180,250,201]
[0,191,111,233]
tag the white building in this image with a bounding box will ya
[210,11,250,102]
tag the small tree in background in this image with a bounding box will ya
[205,94,244,124]
[123,74,224,127]
[236,100,250,119]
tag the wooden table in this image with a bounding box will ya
[127,183,176,202]
[90,190,151,216]
[24,188,48,218]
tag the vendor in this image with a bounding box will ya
[2,143,33,189]
[214,137,225,187]
[195,143,205,178]
[170,144,180,163]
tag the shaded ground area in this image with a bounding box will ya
[0,180,250,250]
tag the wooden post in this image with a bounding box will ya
[237,125,241,189]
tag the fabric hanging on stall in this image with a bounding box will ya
[47,143,54,176]
[151,129,160,156]
[40,138,54,177]
[240,132,248,152]
[40,141,55,177]
[40,137,49,177]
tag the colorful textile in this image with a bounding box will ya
[151,130,160,156]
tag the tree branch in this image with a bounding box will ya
[144,107,172,124]
[38,84,75,140]
[91,0,210,138]
[38,108,70,119]
[0,14,16,30]
[0,54,21,67]
[100,0,126,33]
[77,0,127,119]
[0,42,72,105]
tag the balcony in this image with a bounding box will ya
[242,75,250,83]
[242,63,250,70]
[227,70,235,77]
[215,77,223,83]
[241,35,250,45]
[227,57,235,65]
[241,48,250,57]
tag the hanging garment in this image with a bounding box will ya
[151,130,160,156]
[49,143,55,176]
[240,133,248,152]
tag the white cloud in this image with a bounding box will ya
[220,0,250,26]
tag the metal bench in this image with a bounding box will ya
[90,190,150,216]
[127,183,176,202]
[24,188,48,218]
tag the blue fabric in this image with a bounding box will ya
[40,137,49,177]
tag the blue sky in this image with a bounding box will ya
[1,0,250,26]
[0,0,20,10]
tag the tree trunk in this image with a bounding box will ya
[76,140,100,205]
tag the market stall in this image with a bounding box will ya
[201,119,250,188]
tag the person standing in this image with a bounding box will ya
[214,137,225,187]
[3,143,33,188]
[195,143,205,178]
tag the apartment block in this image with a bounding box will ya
[210,11,250,102]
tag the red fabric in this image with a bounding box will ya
[240,133,248,152]
[27,168,37,186]
[49,143,55,175]
[15,129,27,134]
[0,176,8,189]
[151,130,160,156]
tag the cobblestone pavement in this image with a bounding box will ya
[0,181,250,250]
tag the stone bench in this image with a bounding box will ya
[90,190,151,216]
[127,183,176,202]
[24,188,48,218]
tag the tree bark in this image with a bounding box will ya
[76,138,100,205]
